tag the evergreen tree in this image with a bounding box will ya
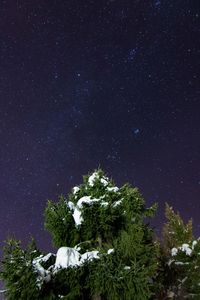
[163,203,193,251]
[162,204,200,299]
[1,169,160,299]
[0,238,41,300]
[44,169,159,299]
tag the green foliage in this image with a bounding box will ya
[163,203,193,251]
[4,172,200,300]
[44,169,159,299]
[1,168,162,299]
[88,223,159,300]
[184,240,200,298]
[52,264,90,299]
[0,238,41,300]
[161,204,200,299]
[44,195,80,248]
[45,170,157,250]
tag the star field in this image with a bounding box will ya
[0,0,199,258]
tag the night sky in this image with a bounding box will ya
[0,0,199,256]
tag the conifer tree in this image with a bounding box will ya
[1,169,160,299]
[0,238,41,299]
[162,204,200,299]
[163,203,193,251]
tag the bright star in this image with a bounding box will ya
[133,128,140,135]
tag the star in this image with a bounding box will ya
[0,0,198,263]
[133,128,140,136]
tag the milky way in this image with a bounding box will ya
[0,1,199,257]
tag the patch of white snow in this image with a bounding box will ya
[80,251,99,263]
[88,172,99,186]
[32,254,54,288]
[55,247,99,271]
[192,240,197,249]
[77,196,99,208]
[72,208,83,226]
[107,186,119,192]
[107,249,114,254]
[67,201,75,211]
[100,178,108,186]
[55,247,81,269]
[181,243,192,256]
[113,200,122,207]
[73,186,80,194]
[68,196,101,226]
[124,266,131,270]
[171,247,178,256]
[101,201,109,207]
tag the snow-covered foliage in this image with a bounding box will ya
[72,186,80,195]
[42,169,158,299]
[1,180,200,299]
[54,246,99,269]
[27,245,117,292]
[44,169,129,249]
[0,169,162,299]
[32,253,54,288]
[166,239,200,298]
[63,171,122,228]
[171,247,178,257]
[88,171,109,187]
[162,204,200,299]
[171,243,193,257]
[68,196,101,226]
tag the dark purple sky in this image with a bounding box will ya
[0,0,199,256]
